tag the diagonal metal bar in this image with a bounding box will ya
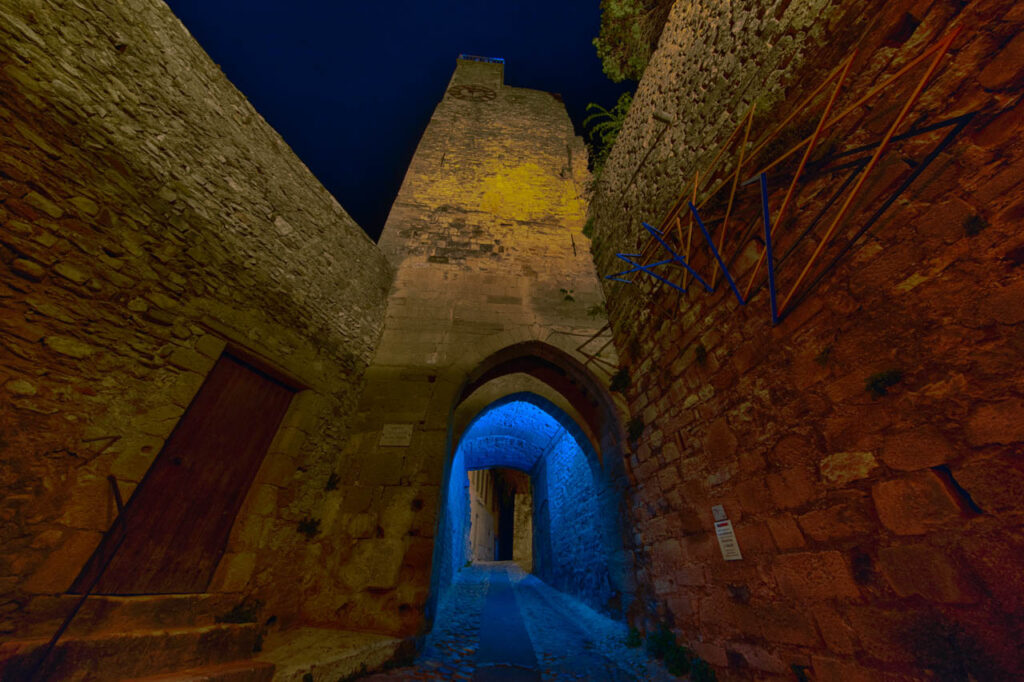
[743,51,856,300]
[779,28,960,313]
[688,204,745,305]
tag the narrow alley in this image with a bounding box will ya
[363,563,672,682]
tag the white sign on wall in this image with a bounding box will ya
[379,423,414,447]
[714,519,743,561]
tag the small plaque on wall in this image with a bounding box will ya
[379,423,414,447]
[714,519,743,561]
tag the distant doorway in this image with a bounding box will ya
[467,468,530,566]
[71,352,294,594]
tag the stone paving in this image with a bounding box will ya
[360,562,674,681]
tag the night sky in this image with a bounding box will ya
[164,1,634,242]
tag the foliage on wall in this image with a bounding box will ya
[593,0,674,82]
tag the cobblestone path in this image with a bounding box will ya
[360,562,675,681]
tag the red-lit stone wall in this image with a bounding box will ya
[590,0,1024,678]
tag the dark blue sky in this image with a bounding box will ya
[165,1,633,241]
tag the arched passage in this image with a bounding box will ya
[429,342,632,621]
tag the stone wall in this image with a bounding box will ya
[532,431,613,613]
[513,491,533,572]
[0,0,391,636]
[589,0,1024,678]
[469,469,497,562]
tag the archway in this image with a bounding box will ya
[429,341,632,621]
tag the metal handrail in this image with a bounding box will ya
[25,476,127,681]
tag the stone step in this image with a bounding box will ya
[255,628,405,682]
[19,593,244,639]
[0,622,260,682]
[121,659,275,682]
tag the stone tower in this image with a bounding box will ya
[309,56,624,635]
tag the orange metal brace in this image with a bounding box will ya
[778,27,961,314]
[681,173,698,288]
[660,112,750,233]
[750,33,955,181]
[742,52,856,300]
[712,104,756,289]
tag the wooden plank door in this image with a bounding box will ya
[71,353,295,594]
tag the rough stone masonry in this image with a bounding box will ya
[1,0,1023,680]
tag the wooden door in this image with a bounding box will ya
[71,353,295,594]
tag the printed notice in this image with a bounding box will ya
[714,520,743,561]
[379,423,414,447]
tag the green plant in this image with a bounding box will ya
[964,213,988,236]
[625,626,643,648]
[645,623,675,659]
[584,91,633,174]
[586,303,605,318]
[690,657,717,682]
[609,367,631,392]
[865,369,903,398]
[694,343,707,366]
[560,287,575,302]
[297,516,320,539]
[665,644,693,676]
[593,0,673,82]
[627,416,644,442]
[583,217,596,239]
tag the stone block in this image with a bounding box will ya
[765,466,816,509]
[23,531,102,593]
[338,539,406,590]
[193,334,226,359]
[877,543,978,603]
[845,607,916,662]
[110,449,158,482]
[977,280,1024,325]
[766,514,806,550]
[358,452,403,486]
[52,262,89,285]
[211,552,256,592]
[43,335,95,358]
[797,499,875,542]
[965,399,1024,445]
[880,426,955,470]
[978,31,1024,90]
[734,478,772,514]
[756,605,820,646]
[812,605,856,655]
[819,451,878,486]
[811,656,878,682]
[340,486,376,513]
[347,513,378,539]
[5,378,38,396]
[872,471,962,535]
[249,484,278,516]
[11,258,45,281]
[168,347,215,374]
[704,417,737,459]
[954,457,1024,512]
[725,642,789,674]
[259,452,295,486]
[774,551,860,600]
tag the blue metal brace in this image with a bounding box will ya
[606,254,686,292]
[686,204,745,305]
